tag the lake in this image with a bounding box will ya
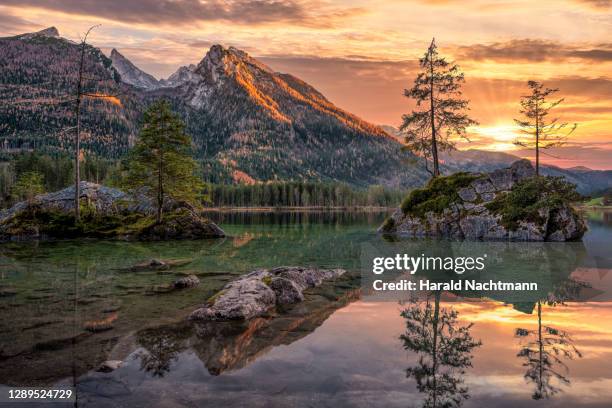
[0,209,611,407]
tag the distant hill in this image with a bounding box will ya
[384,126,612,194]
[0,27,429,188]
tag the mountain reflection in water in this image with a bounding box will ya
[0,209,611,407]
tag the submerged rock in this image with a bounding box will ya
[174,274,200,289]
[190,266,346,321]
[128,258,192,272]
[84,313,118,332]
[380,160,586,241]
[97,360,123,373]
[0,181,225,241]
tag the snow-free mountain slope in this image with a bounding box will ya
[109,49,160,90]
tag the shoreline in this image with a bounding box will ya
[202,206,395,212]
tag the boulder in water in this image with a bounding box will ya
[190,266,346,321]
[174,274,200,289]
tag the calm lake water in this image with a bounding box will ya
[0,209,611,407]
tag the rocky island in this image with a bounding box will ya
[0,181,225,241]
[380,160,586,241]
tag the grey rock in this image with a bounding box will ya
[509,225,544,241]
[388,215,426,236]
[174,274,200,289]
[547,207,586,241]
[472,205,488,214]
[487,159,535,191]
[463,202,478,211]
[269,277,305,304]
[459,214,501,239]
[471,178,495,194]
[191,270,276,321]
[0,182,127,224]
[458,187,478,202]
[512,159,537,181]
[481,192,496,202]
[489,168,515,191]
[190,267,346,321]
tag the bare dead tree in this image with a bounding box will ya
[73,25,98,220]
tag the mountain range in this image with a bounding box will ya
[0,27,427,187]
[1,27,610,194]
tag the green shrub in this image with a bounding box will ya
[11,171,45,202]
[485,176,581,230]
[380,217,396,232]
[401,172,479,217]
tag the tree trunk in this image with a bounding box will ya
[157,163,163,224]
[74,42,86,221]
[537,301,543,397]
[156,114,165,224]
[432,291,441,407]
[535,104,540,176]
[429,48,439,177]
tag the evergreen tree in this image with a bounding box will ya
[401,38,477,177]
[514,81,577,176]
[11,171,45,202]
[125,100,203,223]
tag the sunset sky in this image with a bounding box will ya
[1,0,611,169]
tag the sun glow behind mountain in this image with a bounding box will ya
[465,124,520,152]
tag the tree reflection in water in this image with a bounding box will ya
[516,279,587,400]
[136,323,191,377]
[400,292,481,408]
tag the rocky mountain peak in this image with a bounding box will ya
[160,64,198,88]
[196,44,273,80]
[109,48,160,90]
[36,26,60,37]
[18,26,60,40]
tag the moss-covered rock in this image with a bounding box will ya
[380,160,586,241]
[484,176,582,231]
[0,182,225,241]
[400,172,480,217]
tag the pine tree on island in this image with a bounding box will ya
[401,38,478,177]
[125,100,203,223]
